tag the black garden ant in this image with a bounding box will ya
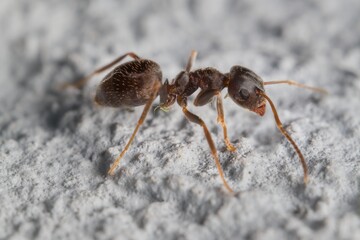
[62,50,327,193]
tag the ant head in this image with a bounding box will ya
[227,66,266,116]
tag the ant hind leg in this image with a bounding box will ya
[60,52,141,90]
[107,87,158,176]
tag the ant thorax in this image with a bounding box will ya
[159,68,228,110]
[189,68,228,92]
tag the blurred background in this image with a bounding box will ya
[2,0,359,92]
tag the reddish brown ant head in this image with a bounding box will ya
[227,66,266,116]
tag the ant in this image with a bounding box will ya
[61,50,327,193]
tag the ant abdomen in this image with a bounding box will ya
[95,59,162,107]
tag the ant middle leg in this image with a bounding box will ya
[60,52,141,89]
[216,93,236,152]
[185,50,198,72]
[178,96,233,193]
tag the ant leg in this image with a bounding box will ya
[178,97,234,193]
[216,93,236,152]
[193,89,236,152]
[60,52,141,89]
[185,50,198,72]
[194,89,236,152]
[264,80,328,94]
[107,86,159,176]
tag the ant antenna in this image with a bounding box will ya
[259,91,309,184]
[264,80,328,94]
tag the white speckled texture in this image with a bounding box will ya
[1,0,360,239]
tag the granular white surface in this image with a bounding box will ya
[1,1,360,239]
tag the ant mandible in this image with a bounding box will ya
[62,50,327,193]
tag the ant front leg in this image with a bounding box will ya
[193,90,236,152]
[216,93,236,152]
[60,52,141,89]
[178,96,233,193]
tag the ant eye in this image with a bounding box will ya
[239,89,250,100]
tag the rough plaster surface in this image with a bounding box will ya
[1,0,360,239]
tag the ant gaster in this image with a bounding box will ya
[62,51,327,193]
